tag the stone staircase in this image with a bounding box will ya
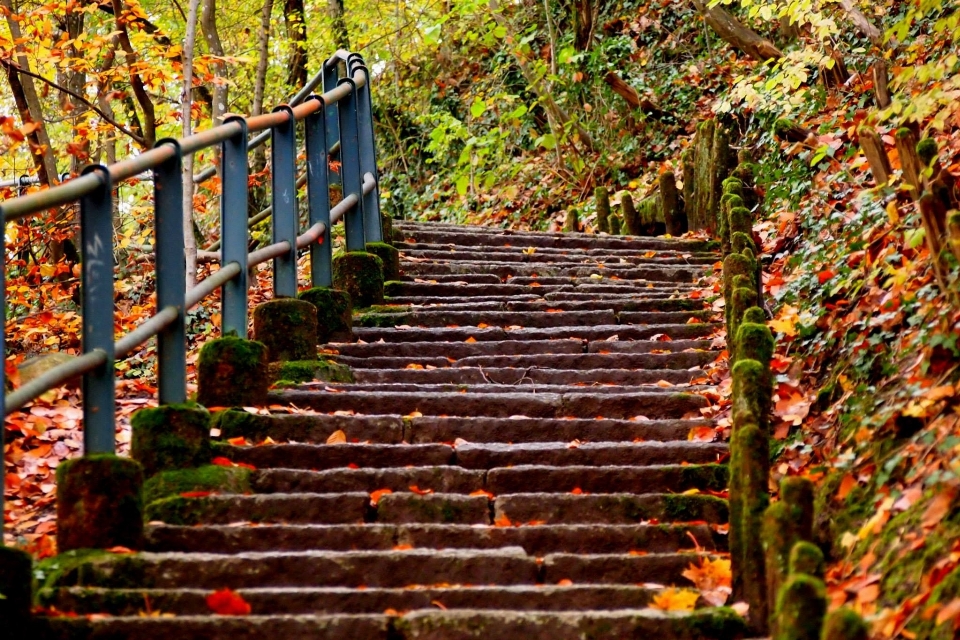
[37,222,745,639]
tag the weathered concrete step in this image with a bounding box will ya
[335,339,585,359]
[402,240,717,259]
[352,323,719,343]
[401,262,706,282]
[351,366,701,386]
[268,390,708,419]
[36,608,747,640]
[587,339,716,353]
[512,277,699,289]
[300,383,709,396]
[145,522,721,555]
[45,583,671,616]
[371,299,706,314]
[401,248,717,265]
[394,224,718,251]
[228,441,722,472]
[254,463,726,495]
[403,416,712,444]
[144,492,372,525]
[334,351,716,371]
[49,548,539,589]
[495,492,728,525]
[218,411,711,445]
[385,291,691,306]
[399,273,504,284]
[354,309,713,329]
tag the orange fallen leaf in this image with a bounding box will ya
[494,514,512,527]
[409,485,434,495]
[393,544,414,551]
[469,489,495,499]
[326,430,347,444]
[922,487,957,529]
[105,546,136,554]
[406,363,425,370]
[227,436,247,446]
[370,488,393,506]
[180,491,213,499]
[465,337,477,343]
[557,579,573,586]
[649,588,699,612]
[206,588,251,616]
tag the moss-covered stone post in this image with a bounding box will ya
[131,404,212,477]
[621,193,640,236]
[380,215,395,247]
[0,546,32,634]
[789,541,824,578]
[661,171,684,236]
[299,287,354,343]
[253,298,318,362]
[595,187,611,233]
[821,608,869,640]
[774,572,827,640]
[366,241,401,281]
[764,476,815,634]
[333,251,384,308]
[196,336,269,407]
[609,214,622,235]
[563,208,579,233]
[57,454,144,552]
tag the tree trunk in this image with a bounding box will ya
[201,0,228,123]
[838,0,883,45]
[285,0,308,88]
[328,0,350,50]
[690,0,782,62]
[603,72,666,119]
[182,0,202,289]
[112,0,157,147]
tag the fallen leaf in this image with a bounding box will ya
[922,487,957,529]
[326,430,347,445]
[649,588,699,612]
[206,588,251,616]
[370,488,393,506]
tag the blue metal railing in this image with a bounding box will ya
[0,51,382,531]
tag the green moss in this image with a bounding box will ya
[728,286,758,363]
[728,206,753,240]
[0,546,32,631]
[621,193,639,236]
[33,549,117,594]
[142,464,251,505]
[774,574,827,640]
[682,607,749,639]
[730,231,756,256]
[916,137,939,167]
[144,495,228,526]
[299,286,353,344]
[742,307,766,325]
[764,477,816,628]
[609,215,622,235]
[358,304,412,314]
[366,241,401,281]
[774,118,797,140]
[662,494,728,523]
[789,541,825,578]
[731,359,768,429]
[196,336,269,408]
[595,187,611,233]
[212,409,263,440]
[821,608,868,640]
[268,359,353,384]
[678,464,729,492]
[380,215,395,247]
[737,322,775,367]
[252,298,318,362]
[131,404,211,477]
[563,208,579,233]
[333,251,384,308]
[354,311,412,328]
[56,454,144,552]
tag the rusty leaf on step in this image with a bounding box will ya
[370,489,393,506]
[326,430,347,445]
[206,588,251,616]
[922,486,957,529]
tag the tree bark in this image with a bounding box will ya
[285,0,308,88]
[328,0,350,50]
[690,0,782,62]
[871,60,891,109]
[837,0,883,46]
[112,0,157,148]
[201,0,229,124]
[857,126,891,186]
[603,72,666,119]
[182,0,202,289]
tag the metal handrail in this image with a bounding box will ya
[0,51,383,528]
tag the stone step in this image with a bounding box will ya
[400,248,717,266]
[46,547,709,590]
[400,239,716,257]
[46,583,671,616]
[36,608,746,640]
[145,522,720,554]
[353,309,714,329]
[218,411,711,445]
[335,339,586,359]
[298,382,710,396]
[367,299,706,314]
[494,492,728,525]
[252,463,726,494]
[350,366,701,386]
[399,262,706,282]
[384,291,691,306]
[267,390,708,419]
[334,351,717,371]
[351,323,719,343]
[394,224,717,252]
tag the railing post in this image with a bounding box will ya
[79,165,116,454]
[351,60,383,242]
[337,77,366,251]
[323,60,341,162]
[221,116,250,337]
[271,105,298,298]
[154,140,187,405]
[305,96,333,288]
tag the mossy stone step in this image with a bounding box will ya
[364,298,707,314]
[355,309,619,328]
[267,390,707,420]
[494,492,728,525]
[253,467,485,494]
[401,248,717,266]
[398,263,706,282]
[334,351,715,372]
[290,382,713,395]
[400,240,719,260]
[352,322,720,343]
[334,338,585,359]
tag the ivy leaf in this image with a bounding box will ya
[470,99,486,119]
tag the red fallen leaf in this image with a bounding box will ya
[817,269,836,284]
[211,456,235,467]
[105,546,136,554]
[234,462,256,471]
[393,544,414,551]
[469,489,495,499]
[227,436,247,446]
[409,485,434,495]
[557,579,573,586]
[180,491,213,498]
[348,463,360,469]
[370,488,393,506]
[570,487,584,495]
[494,514,512,527]
[206,588,251,615]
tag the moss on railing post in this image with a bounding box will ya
[661,171,685,236]
[764,476,815,634]
[196,336,269,407]
[366,241,401,281]
[595,187,611,234]
[621,193,640,236]
[253,298,319,362]
[609,214,622,235]
[131,404,212,477]
[299,287,354,344]
[563,208,579,233]
[333,251,384,307]
[774,572,827,640]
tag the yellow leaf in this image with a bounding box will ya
[769,304,799,337]
[326,430,347,444]
[649,588,699,612]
